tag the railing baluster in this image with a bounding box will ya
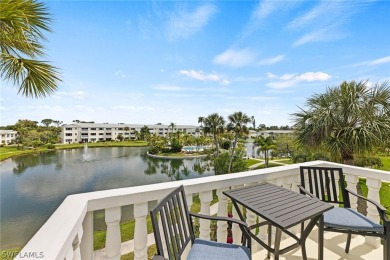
[105,207,121,260]
[345,174,358,210]
[216,188,228,243]
[199,191,212,240]
[232,185,243,245]
[72,229,83,260]
[80,211,93,260]
[134,202,148,260]
[366,178,382,248]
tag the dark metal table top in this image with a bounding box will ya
[223,182,333,230]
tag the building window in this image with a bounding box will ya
[91,128,96,130]
[99,133,104,136]
[65,133,72,136]
[99,128,104,130]
[106,133,111,135]
[91,133,96,136]
[81,128,88,131]
[65,128,72,130]
[81,133,88,136]
[106,128,111,130]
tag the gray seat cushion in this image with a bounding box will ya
[324,207,384,232]
[187,239,250,260]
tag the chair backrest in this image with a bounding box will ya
[300,166,350,207]
[150,185,194,259]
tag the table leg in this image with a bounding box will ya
[318,215,324,260]
[267,225,271,259]
[274,228,282,260]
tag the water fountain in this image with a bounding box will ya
[82,143,90,162]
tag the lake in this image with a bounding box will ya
[0,147,213,249]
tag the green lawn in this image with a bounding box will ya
[379,156,390,171]
[245,158,261,167]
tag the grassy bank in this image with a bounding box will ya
[0,141,147,161]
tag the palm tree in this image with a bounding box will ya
[254,136,276,168]
[251,116,256,130]
[198,116,205,135]
[293,80,390,165]
[1,0,61,97]
[169,122,176,139]
[203,113,225,157]
[227,112,251,173]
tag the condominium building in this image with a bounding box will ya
[61,123,200,144]
[258,130,295,139]
[0,130,17,145]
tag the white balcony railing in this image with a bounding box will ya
[16,161,390,260]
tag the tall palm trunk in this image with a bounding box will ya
[213,134,219,157]
[228,135,238,173]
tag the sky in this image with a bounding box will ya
[1,0,390,127]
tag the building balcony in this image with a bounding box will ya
[16,161,389,260]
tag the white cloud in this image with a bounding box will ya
[179,70,230,85]
[258,55,285,65]
[253,0,277,19]
[353,56,390,67]
[266,72,278,79]
[213,48,256,68]
[266,71,331,89]
[287,1,365,46]
[280,74,295,80]
[296,72,331,81]
[167,4,217,41]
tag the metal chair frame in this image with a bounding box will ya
[299,166,389,260]
[150,185,252,260]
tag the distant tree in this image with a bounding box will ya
[258,124,266,130]
[293,80,390,165]
[0,0,61,97]
[227,111,251,173]
[203,113,225,157]
[254,136,276,168]
[41,119,53,127]
[169,122,176,138]
[251,116,256,130]
[140,126,150,141]
[117,133,124,141]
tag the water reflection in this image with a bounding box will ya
[0,147,213,249]
[12,151,63,175]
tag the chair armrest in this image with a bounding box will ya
[298,185,317,199]
[345,187,388,221]
[152,255,169,260]
[189,212,252,248]
[189,212,248,228]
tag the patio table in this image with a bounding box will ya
[223,182,333,260]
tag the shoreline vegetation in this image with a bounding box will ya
[0,141,148,162]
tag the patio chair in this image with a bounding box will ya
[299,166,389,259]
[150,185,252,260]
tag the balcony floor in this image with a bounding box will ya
[252,227,384,260]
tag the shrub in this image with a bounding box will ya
[148,146,160,155]
[221,140,230,150]
[46,143,55,149]
[170,139,182,153]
